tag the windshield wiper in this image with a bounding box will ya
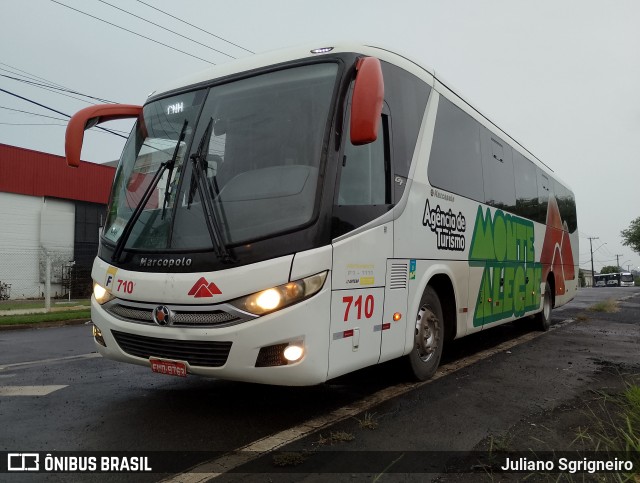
[111,120,189,263]
[162,119,188,220]
[188,118,234,263]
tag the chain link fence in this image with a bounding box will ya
[0,245,97,300]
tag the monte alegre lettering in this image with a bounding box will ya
[469,206,542,327]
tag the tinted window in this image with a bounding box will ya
[480,128,516,211]
[338,117,388,205]
[554,180,577,233]
[428,97,484,201]
[537,169,553,223]
[513,150,540,221]
[380,61,431,180]
[332,116,392,237]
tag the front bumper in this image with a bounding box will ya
[91,286,331,386]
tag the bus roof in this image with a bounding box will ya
[150,42,571,193]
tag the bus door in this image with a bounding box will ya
[327,113,393,379]
[328,223,393,379]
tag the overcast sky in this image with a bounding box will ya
[1,0,639,273]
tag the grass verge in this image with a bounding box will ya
[572,378,640,481]
[0,310,90,326]
[589,298,620,313]
[586,381,640,453]
[0,300,90,311]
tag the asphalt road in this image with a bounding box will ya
[1,286,638,482]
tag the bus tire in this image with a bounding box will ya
[534,281,552,331]
[407,286,443,381]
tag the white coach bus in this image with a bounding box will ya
[620,272,635,287]
[66,43,578,385]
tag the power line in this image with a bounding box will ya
[0,106,131,134]
[0,87,128,140]
[0,122,67,126]
[1,74,98,105]
[135,0,254,54]
[0,72,116,104]
[50,0,216,65]
[0,64,117,105]
[0,62,70,91]
[96,0,236,59]
[0,106,67,122]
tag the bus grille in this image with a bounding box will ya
[255,343,289,367]
[112,330,232,367]
[105,303,240,327]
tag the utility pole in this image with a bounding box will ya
[615,254,623,270]
[588,237,598,287]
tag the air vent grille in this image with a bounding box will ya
[389,263,408,290]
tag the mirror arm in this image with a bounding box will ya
[65,104,143,167]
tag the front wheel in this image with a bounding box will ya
[407,286,444,381]
[534,281,552,331]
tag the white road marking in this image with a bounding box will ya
[0,353,101,371]
[0,385,68,396]
[163,318,575,483]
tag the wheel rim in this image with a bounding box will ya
[543,290,551,320]
[415,304,439,363]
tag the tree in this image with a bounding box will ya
[600,265,619,274]
[578,269,586,287]
[621,216,640,254]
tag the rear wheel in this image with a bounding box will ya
[407,286,443,381]
[534,281,552,331]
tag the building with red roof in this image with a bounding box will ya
[0,144,116,299]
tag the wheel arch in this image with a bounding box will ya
[428,274,457,343]
[405,264,460,355]
[546,271,556,308]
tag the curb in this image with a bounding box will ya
[0,319,91,331]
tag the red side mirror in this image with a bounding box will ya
[350,57,384,146]
[65,104,142,167]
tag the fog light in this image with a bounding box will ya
[92,324,106,347]
[283,344,304,362]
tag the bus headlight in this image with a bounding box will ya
[230,271,328,316]
[93,282,115,305]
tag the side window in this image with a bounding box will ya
[337,117,388,205]
[554,180,577,233]
[332,116,392,237]
[428,97,484,202]
[513,150,539,221]
[537,169,554,223]
[480,128,516,211]
[379,61,431,181]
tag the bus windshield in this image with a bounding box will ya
[103,63,338,252]
[621,273,634,283]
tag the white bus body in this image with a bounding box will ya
[620,272,634,287]
[66,43,578,385]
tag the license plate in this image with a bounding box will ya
[150,358,187,377]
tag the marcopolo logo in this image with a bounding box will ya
[139,257,192,268]
[422,200,466,251]
[430,188,455,202]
